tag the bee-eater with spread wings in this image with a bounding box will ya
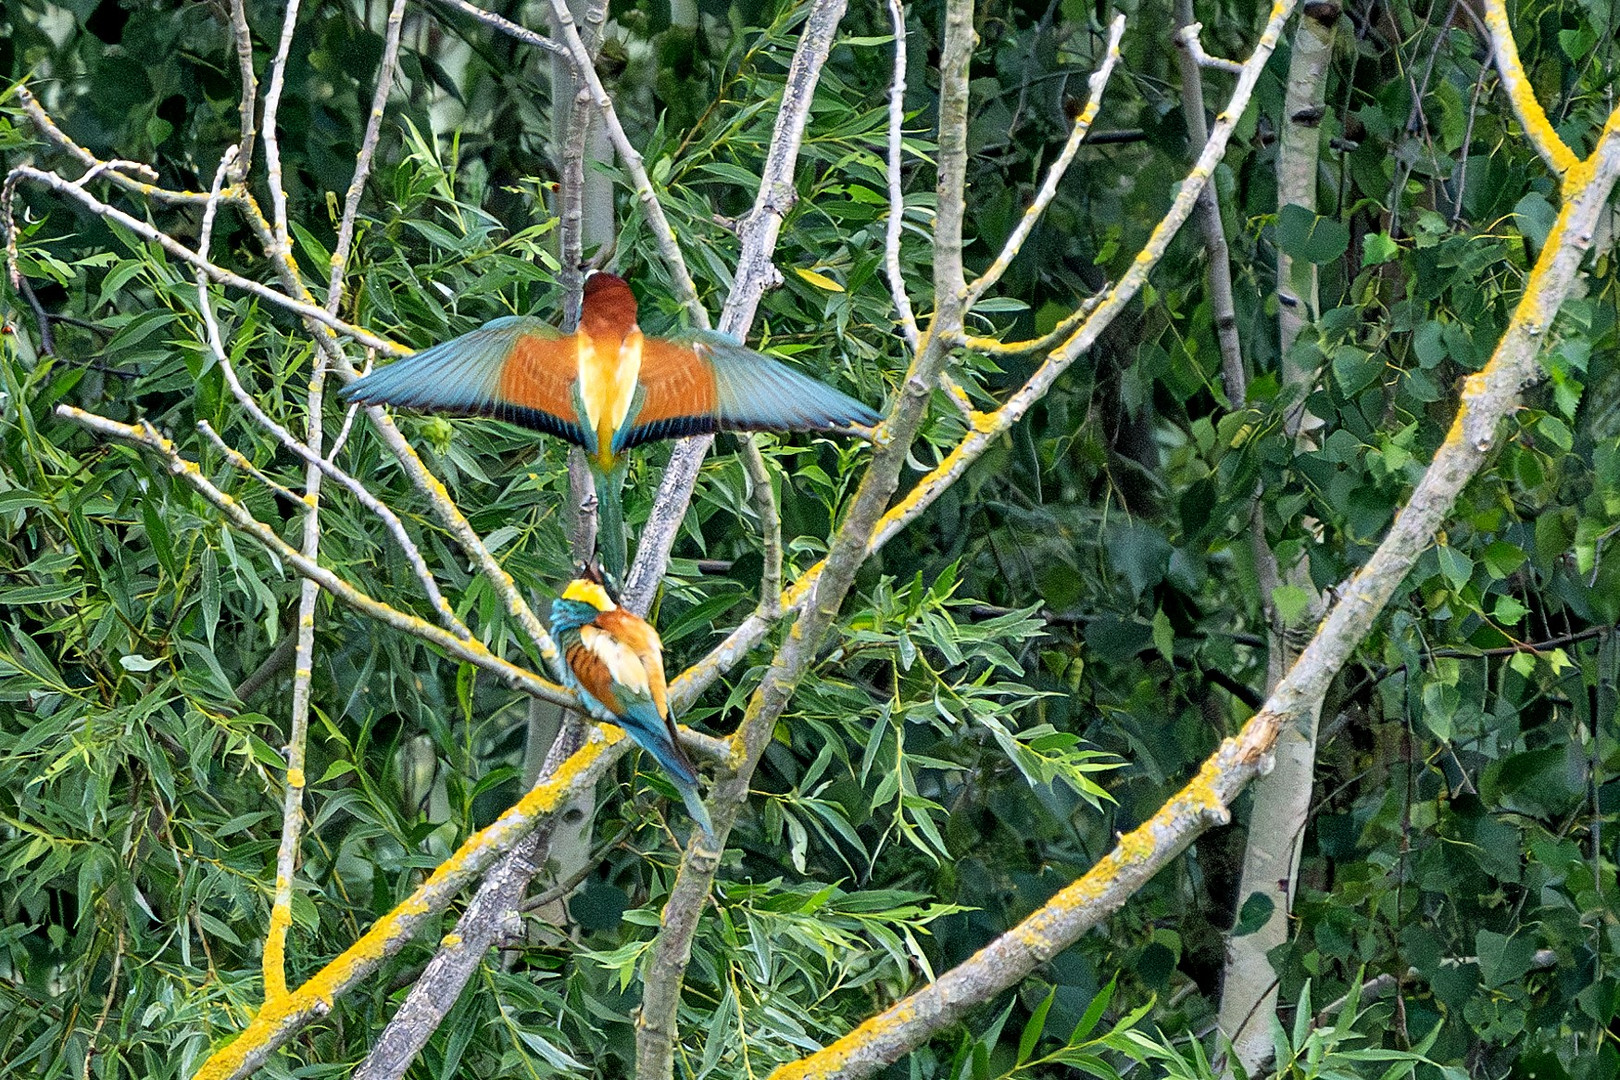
[344,272,882,576]
[550,565,713,838]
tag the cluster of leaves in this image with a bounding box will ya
[2,0,1618,1077]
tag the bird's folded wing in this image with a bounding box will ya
[596,609,669,719]
[344,315,586,445]
[617,332,883,453]
[574,625,696,783]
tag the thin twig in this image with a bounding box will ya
[196,422,307,506]
[227,0,258,176]
[965,15,1125,306]
[738,438,782,615]
[260,0,302,263]
[883,0,919,351]
[429,0,569,56]
[961,294,1102,356]
[1175,22,1245,74]
[1173,0,1246,405]
[14,86,211,204]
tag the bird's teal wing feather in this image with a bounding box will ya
[615,332,882,453]
[344,316,588,447]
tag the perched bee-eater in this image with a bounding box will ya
[343,272,882,575]
[550,565,714,838]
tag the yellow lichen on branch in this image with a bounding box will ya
[1482,0,1578,176]
[192,727,625,1080]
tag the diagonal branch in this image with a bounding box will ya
[664,0,1291,718]
[1481,0,1577,177]
[13,85,215,205]
[428,0,570,56]
[54,407,571,707]
[184,726,628,1080]
[767,97,1620,1080]
[2,165,403,353]
[964,15,1125,307]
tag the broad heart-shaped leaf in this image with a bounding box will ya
[1277,203,1350,264]
[1232,891,1274,938]
[1476,929,1535,989]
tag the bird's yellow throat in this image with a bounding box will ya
[561,579,614,610]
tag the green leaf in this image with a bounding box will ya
[1363,231,1400,265]
[1437,545,1472,591]
[1476,929,1534,988]
[1017,987,1056,1064]
[1232,891,1274,937]
[1151,608,1174,663]
[1271,585,1313,627]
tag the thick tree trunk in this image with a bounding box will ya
[1216,5,1337,1073]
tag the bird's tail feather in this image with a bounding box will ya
[680,786,715,839]
[616,706,711,835]
[593,460,629,580]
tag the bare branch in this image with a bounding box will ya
[14,85,212,204]
[227,0,258,176]
[883,0,920,351]
[4,165,403,353]
[1173,0,1246,405]
[428,0,570,57]
[259,0,303,260]
[965,15,1125,306]
[1175,22,1244,74]
[739,437,783,614]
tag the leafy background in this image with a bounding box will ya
[1,0,1617,1076]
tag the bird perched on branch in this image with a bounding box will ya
[343,271,882,576]
[549,564,714,838]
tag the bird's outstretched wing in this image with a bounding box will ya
[616,331,883,453]
[344,316,587,446]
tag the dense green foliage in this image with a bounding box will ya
[2,0,1617,1077]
